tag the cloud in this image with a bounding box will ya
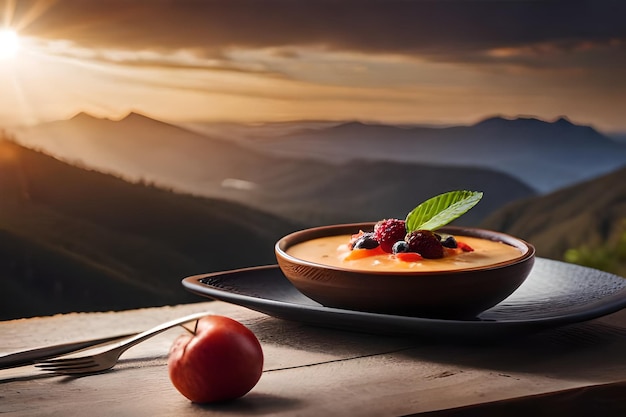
[3,0,625,131]
[10,0,625,66]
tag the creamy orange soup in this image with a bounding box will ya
[286,234,524,272]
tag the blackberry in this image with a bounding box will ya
[405,230,444,259]
[349,231,367,249]
[440,235,457,248]
[374,219,407,253]
[352,233,379,250]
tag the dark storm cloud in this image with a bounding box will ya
[9,0,626,65]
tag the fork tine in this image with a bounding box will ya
[43,364,102,375]
[35,360,95,370]
[40,363,98,371]
[35,357,96,368]
[35,359,102,374]
[35,355,96,365]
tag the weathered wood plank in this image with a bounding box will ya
[2,301,626,416]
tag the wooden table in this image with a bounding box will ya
[2,300,626,416]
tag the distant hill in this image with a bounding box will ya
[251,116,626,193]
[480,166,626,262]
[11,111,283,193]
[257,159,536,227]
[0,139,303,320]
[10,113,536,226]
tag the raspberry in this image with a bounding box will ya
[373,219,406,253]
[405,230,444,259]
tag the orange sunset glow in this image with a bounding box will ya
[0,0,625,133]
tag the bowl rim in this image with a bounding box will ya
[275,222,535,276]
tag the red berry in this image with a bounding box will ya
[396,252,423,263]
[405,230,444,259]
[457,241,474,252]
[374,219,406,253]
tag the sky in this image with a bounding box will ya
[0,0,625,132]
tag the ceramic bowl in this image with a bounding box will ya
[275,222,535,319]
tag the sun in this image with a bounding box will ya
[0,29,20,60]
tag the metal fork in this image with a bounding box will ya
[35,311,212,375]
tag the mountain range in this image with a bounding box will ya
[9,113,540,226]
[15,113,624,199]
[242,116,626,193]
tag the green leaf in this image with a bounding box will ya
[405,190,483,232]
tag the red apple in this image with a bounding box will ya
[167,315,264,403]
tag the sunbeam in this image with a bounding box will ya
[0,28,19,59]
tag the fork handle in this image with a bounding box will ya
[0,333,136,369]
[112,311,214,354]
